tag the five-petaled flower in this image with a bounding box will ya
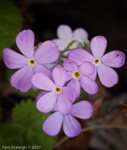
[32,66,75,115]
[53,24,88,51]
[69,36,125,87]
[43,101,94,137]
[3,30,60,92]
[63,60,98,99]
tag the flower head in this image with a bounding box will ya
[43,100,94,137]
[53,24,88,51]
[63,60,98,99]
[32,66,75,115]
[44,25,88,69]
[69,36,125,87]
[3,30,60,92]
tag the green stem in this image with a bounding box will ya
[61,40,76,54]
[61,55,68,59]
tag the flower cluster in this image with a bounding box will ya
[3,24,125,137]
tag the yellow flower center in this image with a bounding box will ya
[72,70,81,80]
[93,58,101,66]
[66,41,74,49]
[53,86,62,94]
[28,58,36,67]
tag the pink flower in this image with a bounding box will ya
[3,30,60,92]
[32,66,75,115]
[63,60,98,99]
[43,101,94,137]
[53,24,88,51]
[69,36,125,87]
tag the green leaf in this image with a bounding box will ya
[0,100,57,149]
[0,0,22,59]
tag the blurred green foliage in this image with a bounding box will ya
[0,99,57,149]
[74,88,87,104]
[0,0,22,59]
[15,88,42,98]
[5,68,15,82]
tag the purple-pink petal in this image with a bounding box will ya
[32,73,55,91]
[34,40,60,64]
[98,63,118,87]
[101,50,125,68]
[36,91,48,101]
[66,72,73,81]
[3,48,27,69]
[80,76,98,95]
[62,86,75,103]
[36,92,57,113]
[90,36,107,58]
[57,93,72,115]
[44,63,56,70]
[43,112,63,136]
[57,25,73,41]
[68,79,81,99]
[52,66,67,87]
[89,67,97,80]
[79,61,95,76]
[53,39,67,51]
[16,30,35,58]
[62,51,70,57]
[33,64,52,79]
[51,103,59,112]
[73,28,88,40]
[63,60,78,72]
[10,65,33,92]
[69,48,94,65]
[71,101,94,119]
[63,115,81,137]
